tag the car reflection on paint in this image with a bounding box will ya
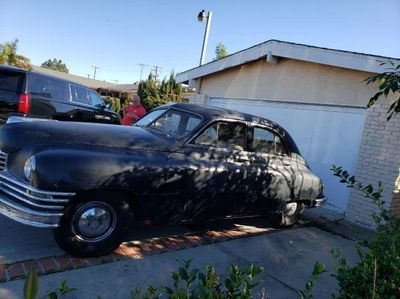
[0,103,326,257]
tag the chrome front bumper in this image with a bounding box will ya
[0,171,75,228]
[313,196,328,207]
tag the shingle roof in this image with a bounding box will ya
[177,39,400,83]
[31,66,138,93]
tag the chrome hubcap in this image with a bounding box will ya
[284,202,298,217]
[72,202,116,242]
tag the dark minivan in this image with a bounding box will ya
[0,65,120,124]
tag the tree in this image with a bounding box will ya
[41,58,69,73]
[0,39,31,69]
[365,60,400,120]
[138,72,183,111]
[214,42,228,60]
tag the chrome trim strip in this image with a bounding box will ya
[0,171,76,227]
[1,178,69,203]
[0,196,63,217]
[0,198,60,228]
[0,172,75,197]
[0,185,64,210]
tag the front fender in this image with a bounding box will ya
[33,147,169,192]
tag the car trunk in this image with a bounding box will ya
[0,69,25,124]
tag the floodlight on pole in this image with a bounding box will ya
[198,10,212,66]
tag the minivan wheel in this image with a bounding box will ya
[54,193,132,257]
[269,201,304,227]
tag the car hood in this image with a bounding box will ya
[0,120,179,153]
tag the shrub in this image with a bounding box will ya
[329,166,400,298]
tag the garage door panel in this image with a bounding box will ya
[209,98,366,212]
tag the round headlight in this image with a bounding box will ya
[24,156,36,182]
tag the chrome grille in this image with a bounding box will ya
[0,172,75,211]
[0,151,7,171]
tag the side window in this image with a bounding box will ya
[252,127,286,155]
[88,89,104,107]
[47,78,69,101]
[70,84,90,105]
[194,122,245,151]
[148,109,202,139]
[29,75,51,98]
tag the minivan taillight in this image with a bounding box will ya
[18,93,31,114]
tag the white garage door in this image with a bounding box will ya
[209,97,366,213]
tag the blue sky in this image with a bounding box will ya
[1,0,399,84]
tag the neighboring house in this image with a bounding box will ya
[176,40,400,228]
[31,66,138,101]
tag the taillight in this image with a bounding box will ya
[18,93,31,114]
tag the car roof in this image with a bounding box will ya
[0,64,89,89]
[162,102,278,127]
[159,103,301,154]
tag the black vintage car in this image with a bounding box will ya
[0,103,326,257]
[0,65,120,124]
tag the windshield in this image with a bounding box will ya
[135,109,167,127]
[136,108,202,139]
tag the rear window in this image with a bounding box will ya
[29,74,69,101]
[0,71,24,93]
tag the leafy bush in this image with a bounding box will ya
[23,271,75,299]
[365,60,400,121]
[131,259,265,299]
[102,96,121,114]
[330,166,400,299]
[138,73,183,111]
[23,260,264,299]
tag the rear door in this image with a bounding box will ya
[69,84,97,122]
[0,69,25,123]
[249,126,300,213]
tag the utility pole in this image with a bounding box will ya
[92,66,100,80]
[137,63,150,81]
[151,65,162,82]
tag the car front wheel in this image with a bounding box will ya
[54,193,132,257]
[269,201,304,227]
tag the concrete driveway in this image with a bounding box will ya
[0,208,362,298]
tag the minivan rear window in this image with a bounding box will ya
[0,71,24,93]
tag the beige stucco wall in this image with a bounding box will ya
[198,58,377,107]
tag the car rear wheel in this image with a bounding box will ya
[54,192,133,257]
[269,201,304,227]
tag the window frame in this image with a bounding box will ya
[142,107,204,141]
[87,89,105,108]
[69,83,92,106]
[249,125,289,156]
[188,119,250,152]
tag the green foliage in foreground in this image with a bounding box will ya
[23,272,75,299]
[131,259,265,299]
[329,166,400,299]
[23,260,264,299]
[365,60,400,121]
